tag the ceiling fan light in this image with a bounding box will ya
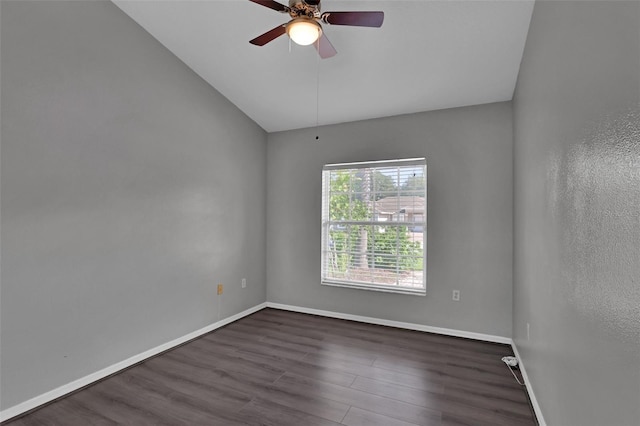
[286,19,321,46]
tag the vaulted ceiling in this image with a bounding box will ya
[113,0,534,132]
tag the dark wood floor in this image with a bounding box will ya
[5,308,537,426]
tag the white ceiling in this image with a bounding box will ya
[113,0,534,132]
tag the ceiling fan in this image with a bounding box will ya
[248,0,384,59]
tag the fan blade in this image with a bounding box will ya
[322,11,384,27]
[248,0,288,13]
[249,24,287,46]
[315,32,337,59]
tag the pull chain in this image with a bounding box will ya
[315,31,320,140]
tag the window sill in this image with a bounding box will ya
[321,280,426,296]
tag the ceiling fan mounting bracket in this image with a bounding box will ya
[287,1,321,20]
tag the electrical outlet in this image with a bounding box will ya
[217,284,223,295]
[452,290,460,301]
[241,278,246,289]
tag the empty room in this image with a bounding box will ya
[1,1,638,425]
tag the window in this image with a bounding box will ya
[321,158,427,295]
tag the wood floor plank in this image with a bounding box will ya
[247,394,349,424]
[372,349,515,375]
[302,352,445,391]
[237,398,344,426]
[103,372,244,425]
[301,346,379,366]
[341,406,424,426]
[231,348,359,387]
[351,376,445,405]
[3,309,536,426]
[148,347,352,423]
[131,362,252,410]
[144,350,276,391]
[274,372,443,426]
[441,381,533,419]
[442,362,523,389]
[437,373,530,404]
[4,397,118,426]
[259,332,380,364]
[371,341,515,368]
[70,386,177,425]
[204,328,310,360]
[168,339,286,382]
[196,331,308,364]
[440,410,536,426]
[348,375,534,426]
[231,322,328,350]
[259,333,324,353]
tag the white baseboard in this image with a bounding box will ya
[0,302,268,423]
[511,341,547,426]
[265,302,512,344]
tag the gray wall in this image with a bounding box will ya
[513,1,640,425]
[267,103,514,337]
[0,1,266,410]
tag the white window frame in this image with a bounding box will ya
[321,158,427,295]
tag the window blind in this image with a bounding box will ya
[321,158,427,295]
